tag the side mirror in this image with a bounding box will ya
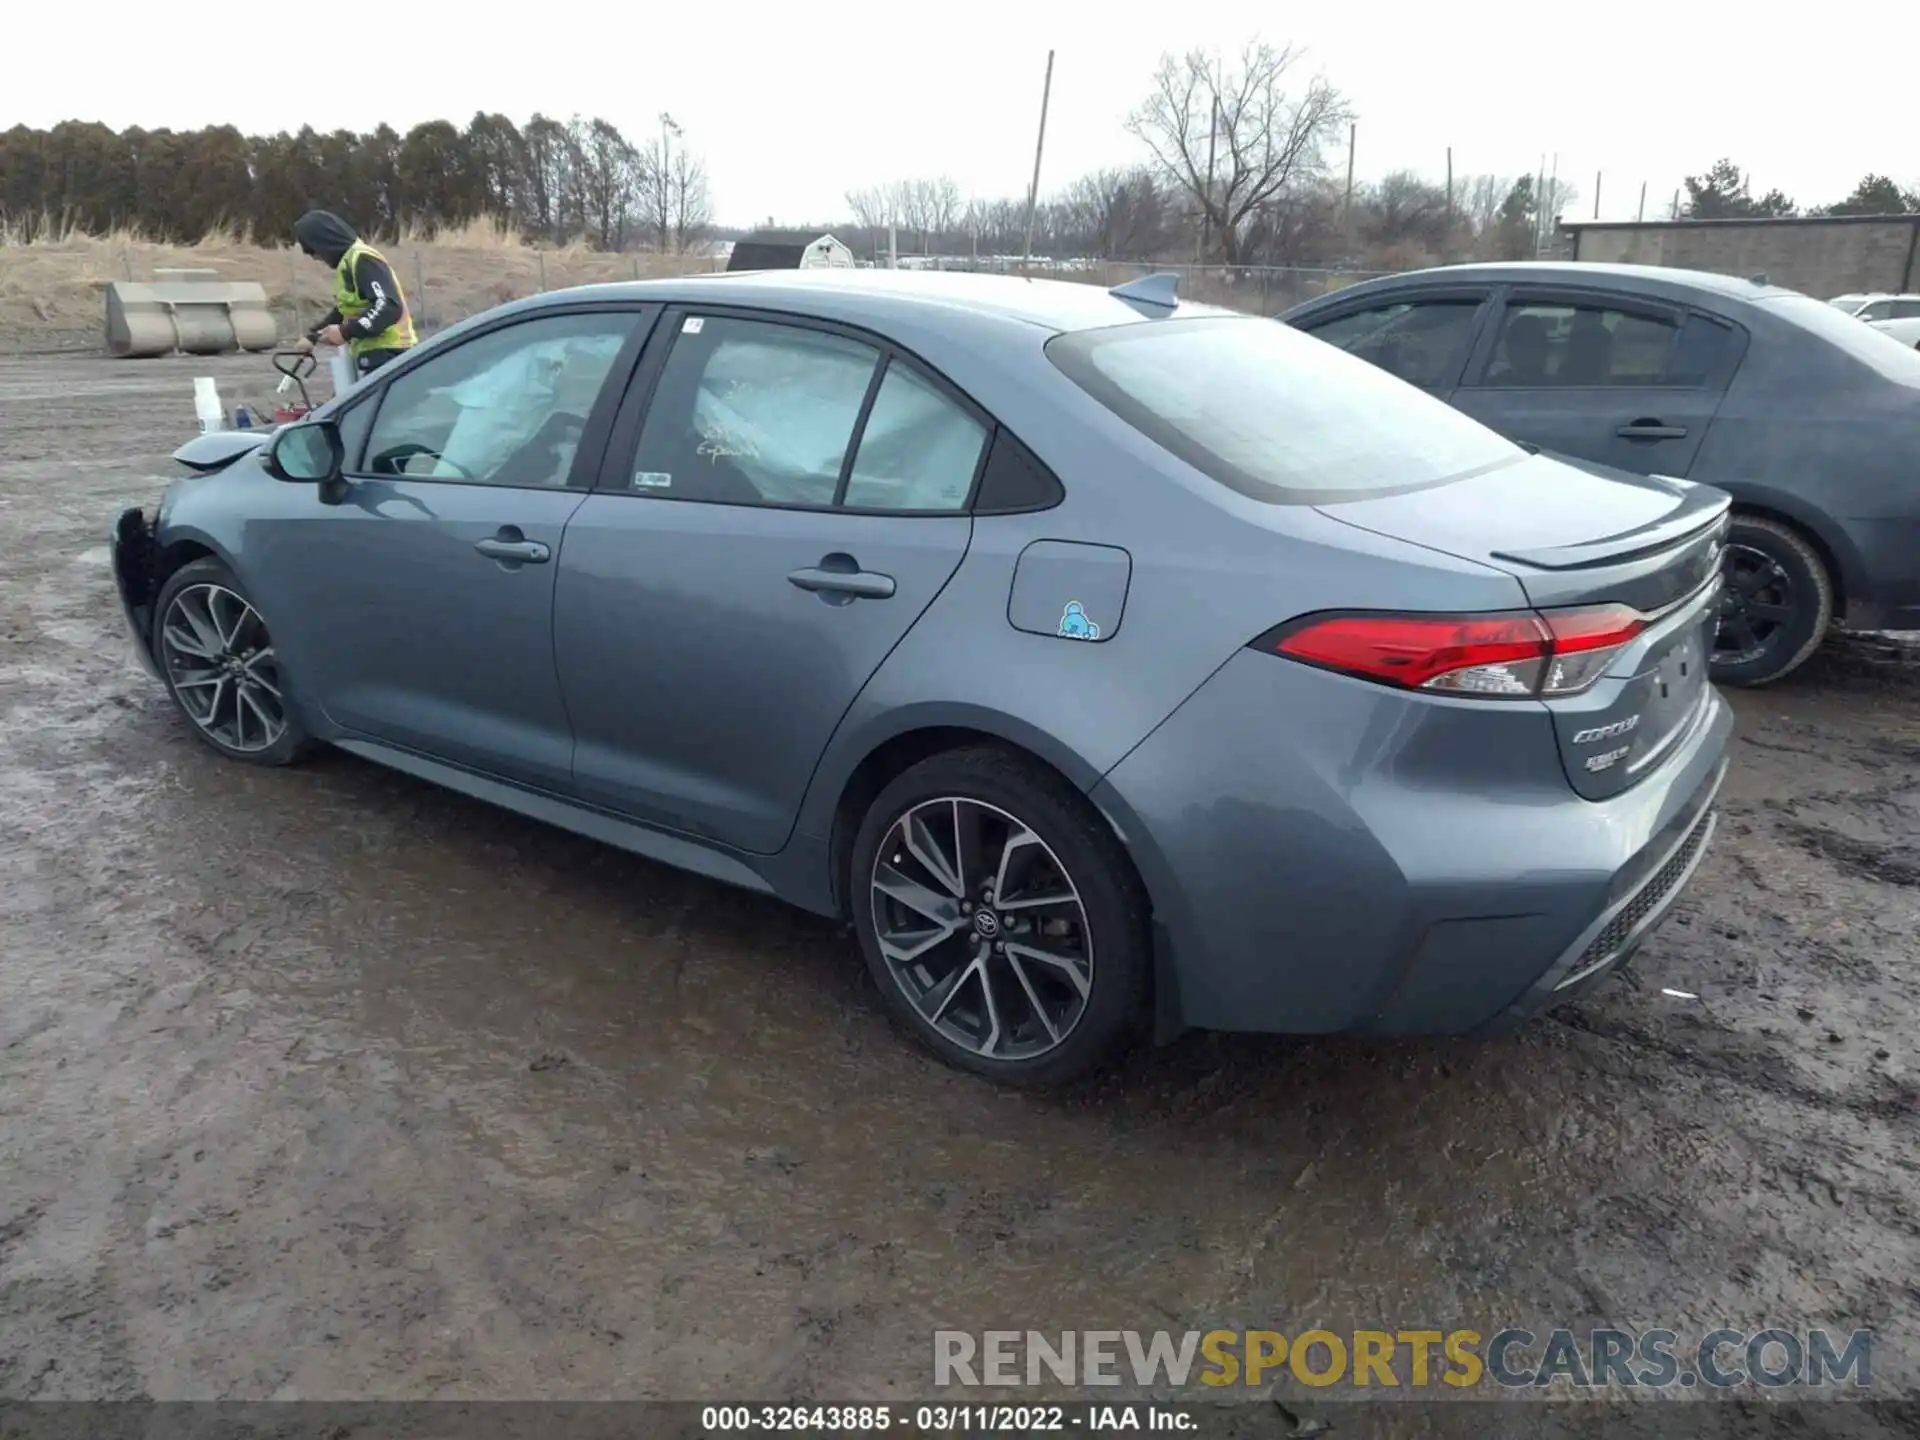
[266,419,343,484]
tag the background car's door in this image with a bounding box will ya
[1292,288,1492,397]
[552,309,989,854]
[254,305,652,789]
[1449,289,1744,476]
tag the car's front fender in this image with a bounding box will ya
[109,507,163,679]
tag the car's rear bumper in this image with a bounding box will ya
[111,506,162,680]
[1836,516,1920,631]
[1091,648,1734,1038]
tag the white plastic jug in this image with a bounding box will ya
[328,349,355,399]
[193,377,225,433]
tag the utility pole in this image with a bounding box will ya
[1637,180,1647,222]
[1200,95,1220,264]
[659,112,682,252]
[1594,171,1602,220]
[1534,154,1546,253]
[1020,49,1055,267]
[1445,147,1454,234]
[1342,122,1357,255]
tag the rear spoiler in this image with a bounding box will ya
[1492,477,1730,572]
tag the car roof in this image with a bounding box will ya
[504,267,1241,335]
[1323,260,1800,304]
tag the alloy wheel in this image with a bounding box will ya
[159,583,288,753]
[868,797,1093,1062]
[1714,544,1797,667]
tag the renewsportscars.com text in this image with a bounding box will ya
[933,1327,1872,1390]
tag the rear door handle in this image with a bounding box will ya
[474,537,550,563]
[787,564,896,600]
[1616,420,1688,440]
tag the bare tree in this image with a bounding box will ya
[1057,167,1172,259]
[1126,39,1349,264]
[667,146,712,252]
[845,186,893,231]
[1461,174,1510,241]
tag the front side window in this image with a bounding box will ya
[1304,299,1482,388]
[1856,300,1893,321]
[1047,315,1522,504]
[360,311,634,486]
[1477,302,1679,388]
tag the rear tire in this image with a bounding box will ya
[849,746,1151,1089]
[152,557,313,767]
[1710,514,1833,687]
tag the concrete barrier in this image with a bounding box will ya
[105,280,278,358]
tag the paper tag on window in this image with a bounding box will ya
[633,471,673,489]
[681,317,704,334]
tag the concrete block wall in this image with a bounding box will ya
[1561,216,1920,298]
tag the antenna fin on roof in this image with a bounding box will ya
[1109,271,1180,315]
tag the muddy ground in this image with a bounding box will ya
[0,355,1915,1429]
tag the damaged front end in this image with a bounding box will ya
[110,507,163,679]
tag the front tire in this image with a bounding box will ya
[849,747,1151,1088]
[1710,515,1834,687]
[152,557,311,766]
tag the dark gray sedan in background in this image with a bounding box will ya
[1285,263,1920,685]
[113,271,1731,1087]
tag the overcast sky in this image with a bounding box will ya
[14,1,1907,229]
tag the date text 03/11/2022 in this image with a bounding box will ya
[699,1403,1196,1432]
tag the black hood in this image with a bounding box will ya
[293,210,358,265]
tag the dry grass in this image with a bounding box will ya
[0,215,1376,351]
[0,218,719,351]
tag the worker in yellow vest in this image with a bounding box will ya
[292,210,417,377]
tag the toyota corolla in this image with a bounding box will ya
[111,270,1732,1087]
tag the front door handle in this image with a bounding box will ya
[474,537,550,563]
[1616,420,1688,440]
[787,560,896,600]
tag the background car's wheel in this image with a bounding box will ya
[849,746,1151,1088]
[1710,515,1834,687]
[152,557,311,766]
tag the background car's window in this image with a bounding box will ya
[1663,314,1738,386]
[841,361,988,511]
[1047,315,1521,504]
[1889,299,1920,319]
[1304,300,1481,387]
[360,312,633,486]
[1477,302,1679,387]
[629,317,880,506]
[1856,301,1892,321]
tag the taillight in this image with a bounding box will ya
[1262,605,1645,699]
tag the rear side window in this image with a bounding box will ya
[1477,302,1679,387]
[1046,315,1522,504]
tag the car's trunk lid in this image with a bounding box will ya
[1317,450,1729,801]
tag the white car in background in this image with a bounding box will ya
[1828,292,1920,322]
[1869,316,1920,348]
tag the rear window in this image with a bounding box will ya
[1045,315,1522,504]
[1763,294,1920,382]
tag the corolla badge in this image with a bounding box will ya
[1057,601,1101,641]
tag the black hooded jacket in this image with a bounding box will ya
[293,209,407,346]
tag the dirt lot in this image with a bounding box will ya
[1,355,1915,1427]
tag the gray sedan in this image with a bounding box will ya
[111,271,1730,1087]
[1284,262,1920,684]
